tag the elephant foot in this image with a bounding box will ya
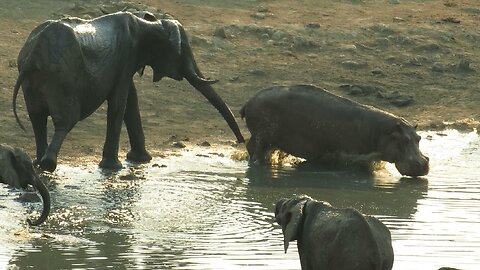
[99,158,123,171]
[39,157,57,172]
[126,150,152,163]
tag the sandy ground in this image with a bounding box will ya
[0,0,479,166]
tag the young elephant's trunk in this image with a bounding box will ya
[183,49,245,143]
[27,176,51,226]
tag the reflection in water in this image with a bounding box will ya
[246,165,427,218]
[0,130,479,269]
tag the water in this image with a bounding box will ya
[0,130,479,270]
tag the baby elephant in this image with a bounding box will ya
[275,195,394,270]
[0,144,50,225]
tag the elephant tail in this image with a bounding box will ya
[26,175,51,226]
[13,70,28,132]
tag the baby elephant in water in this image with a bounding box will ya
[275,195,394,270]
[0,144,50,225]
[241,84,429,176]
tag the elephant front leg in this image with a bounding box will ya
[124,83,151,163]
[99,90,128,170]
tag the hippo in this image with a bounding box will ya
[240,84,429,176]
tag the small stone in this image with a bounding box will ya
[340,60,367,69]
[251,13,266,20]
[198,141,211,147]
[271,30,287,41]
[431,62,448,72]
[371,68,385,75]
[172,141,186,148]
[248,69,266,76]
[257,6,269,13]
[119,173,138,180]
[377,90,414,107]
[8,59,17,68]
[152,163,167,168]
[339,44,357,51]
[339,84,378,96]
[455,59,474,72]
[213,26,228,38]
[392,16,404,22]
[389,95,413,107]
[229,76,240,82]
[305,23,320,29]
[441,17,460,24]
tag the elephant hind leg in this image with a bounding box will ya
[40,125,71,172]
[23,83,48,165]
[29,111,48,166]
[40,86,80,172]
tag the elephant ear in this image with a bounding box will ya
[275,198,308,253]
[282,201,306,253]
[161,19,182,56]
[133,11,158,77]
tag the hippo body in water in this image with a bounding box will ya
[240,84,429,177]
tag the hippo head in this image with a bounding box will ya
[378,120,429,177]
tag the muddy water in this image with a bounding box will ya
[0,130,479,270]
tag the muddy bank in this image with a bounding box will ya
[0,0,479,166]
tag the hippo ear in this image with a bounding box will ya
[282,202,306,253]
[161,19,182,56]
[141,11,157,22]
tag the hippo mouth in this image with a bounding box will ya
[395,157,430,177]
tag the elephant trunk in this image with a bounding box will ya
[183,49,245,143]
[27,176,51,226]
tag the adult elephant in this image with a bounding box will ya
[13,11,244,172]
[0,144,51,226]
[275,195,394,270]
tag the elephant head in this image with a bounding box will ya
[136,13,245,143]
[275,195,394,269]
[0,144,51,226]
[377,121,429,177]
[274,195,318,253]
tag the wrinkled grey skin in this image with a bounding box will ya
[0,144,51,226]
[241,84,429,176]
[275,195,394,270]
[13,11,244,172]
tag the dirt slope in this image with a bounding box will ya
[0,0,478,165]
